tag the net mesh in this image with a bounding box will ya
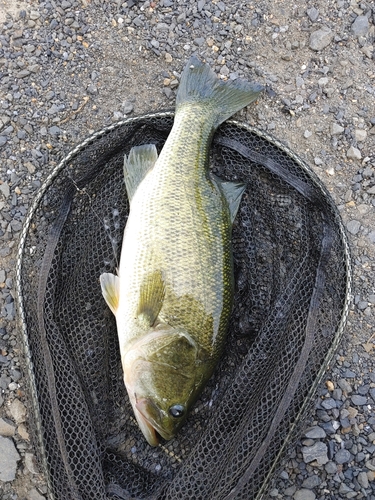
[16,112,351,500]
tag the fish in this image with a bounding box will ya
[100,56,263,446]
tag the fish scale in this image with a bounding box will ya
[100,56,263,446]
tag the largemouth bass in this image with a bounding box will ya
[100,56,263,446]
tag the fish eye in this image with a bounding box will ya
[169,404,185,418]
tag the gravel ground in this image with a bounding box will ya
[0,0,374,499]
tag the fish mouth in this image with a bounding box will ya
[135,398,174,444]
[133,404,159,447]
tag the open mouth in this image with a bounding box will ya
[135,398,174,444]
[133,405,159,447]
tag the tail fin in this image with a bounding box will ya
[176,56,263,127]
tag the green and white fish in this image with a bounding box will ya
[100,56,263,446]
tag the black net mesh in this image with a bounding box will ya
[16,112,351,500]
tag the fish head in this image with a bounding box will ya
[123,326,209,446]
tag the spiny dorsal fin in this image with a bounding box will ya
[137,270,165,328]
[100,272,120,315]
[123,144,158,202]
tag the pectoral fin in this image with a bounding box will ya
[124,144,158,202]
[137,270,165,327]
[218,180,246,224]
[100,272,120,315]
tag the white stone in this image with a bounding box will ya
[8,399,27,424]
[354,129,367,141]
[17,424,30,441]
[0,417,16,437]
[331,123,344,135]
[346,146,361,160]
[25,453,39,475]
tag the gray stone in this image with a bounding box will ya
[335,448,352,464]
[309,29,333,51]
[301,474,321,489]
[306,7,319,22]
[193,37,205,46]
[339,483,355,496]
[0,183,10,197]
[293,489,316,500]
[357,301,368,310]
[365,458,375,471]
[47,104,62,115]
[121,101,134,114]
[351,394,367,405]
[0,436,20,481]
[17,70,31,78]
[357,471,369,489]
[285,485,297,496]
[48,126,61,135]
[0,418,16,437]
[302,441,329,464]
[304,426,326,439]
[10,370,21,382]
[0,136,7,147]
[362,167,374,177]
[87,84,98,94]
[351,15,369,36]
[220,65,230,77]
[324,461,337,474]
[346,220,360,235]
[321,397,337,409]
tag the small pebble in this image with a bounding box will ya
[346,220,361,235]
[309,28,333,51]
[293,488,316,500]
[351,15,369,36]
[0,436,20,481]
[346,146,362,160]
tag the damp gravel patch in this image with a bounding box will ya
[0,0,374,499]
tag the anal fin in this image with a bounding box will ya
[100,272,120,315]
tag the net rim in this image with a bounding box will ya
[15,111,353,500]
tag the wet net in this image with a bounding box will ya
[16,112,351,500]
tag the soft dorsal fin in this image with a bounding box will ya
[214,177,246,224]
[100,272,120,315]
[123,144,158,202]
[137,270,165,328]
